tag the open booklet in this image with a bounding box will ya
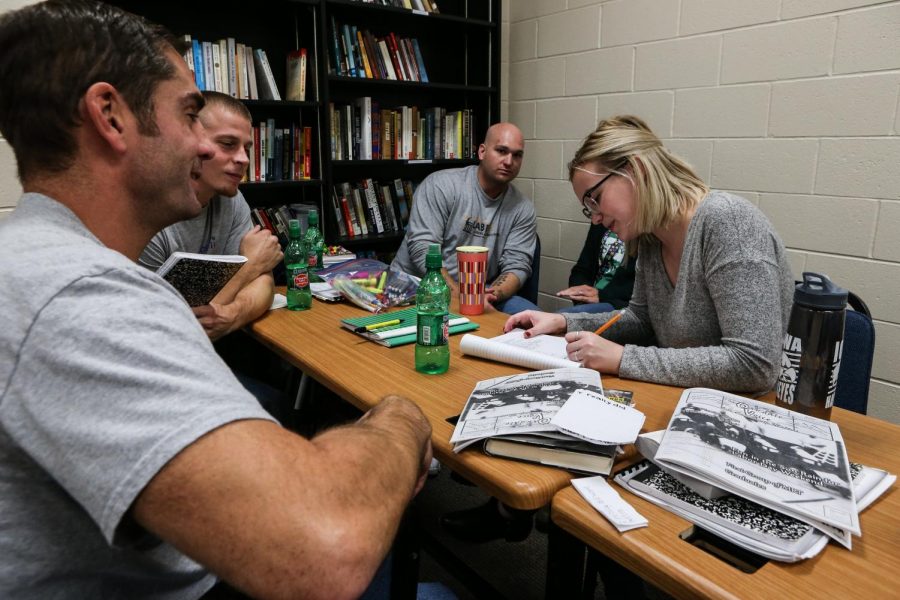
[459,329,578,370]
[157,251,247,307]
[653,388,862,548]
[615,458,895,562]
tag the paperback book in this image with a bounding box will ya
[157,252,247,307]
[340,306,478,347]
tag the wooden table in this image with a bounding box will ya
[548,385,900,599]
[249,297,576,510]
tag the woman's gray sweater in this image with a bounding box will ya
[565,191,794,393]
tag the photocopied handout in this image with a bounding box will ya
[459,329,580,371]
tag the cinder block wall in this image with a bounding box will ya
[501,0,900,424]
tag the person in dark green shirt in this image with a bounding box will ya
[556,224,635,313]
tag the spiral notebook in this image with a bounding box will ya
[340,306,479,347]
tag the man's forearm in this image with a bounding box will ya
[486,272,521,303]
[227,273,274,330]
[212,262,266,306]
[133,396,431,600]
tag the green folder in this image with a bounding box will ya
[340,306,479,347]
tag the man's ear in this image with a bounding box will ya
[80,82,130,153]
[477,143,486,160]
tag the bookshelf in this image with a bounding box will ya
[320,0,501,256]
[108,0,501,260]
[108,0,324,218]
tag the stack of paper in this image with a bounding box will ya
[450,368,645,476]
[613,388,896,562]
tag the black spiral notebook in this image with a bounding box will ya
[157,251,247,307]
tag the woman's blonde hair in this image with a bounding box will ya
[568,115,708,239]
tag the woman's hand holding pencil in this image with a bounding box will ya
[565,311,625,374]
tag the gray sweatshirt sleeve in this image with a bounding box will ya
[400,174,454,277]
[494,199,537,288]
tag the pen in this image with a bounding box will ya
[593,311,623,335]
[354,318,401,333]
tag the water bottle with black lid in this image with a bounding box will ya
[775,272,848,420]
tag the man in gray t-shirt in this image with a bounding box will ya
[392,123,537,313]
[140,91,282,341]
[0,4,431,598]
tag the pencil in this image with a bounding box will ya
[593,311,623,336]
[354,318,401,333]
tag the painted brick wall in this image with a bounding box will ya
[503,0,900,424]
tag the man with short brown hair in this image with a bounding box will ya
[0,2,431,597]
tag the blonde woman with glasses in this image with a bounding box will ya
[505,115,794,393]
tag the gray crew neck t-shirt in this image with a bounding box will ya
[139,191,252,270]
[0,194,274,598]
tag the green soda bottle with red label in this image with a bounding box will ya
[415,244,450,374]
[285,219,312,311]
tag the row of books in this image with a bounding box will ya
[246,121,313,183]
[331,178,415,239]
[330,99,476,161]
[180,35,308,101]
[328,18,428,82]
[351,0,440,12]
[249,204,314,247]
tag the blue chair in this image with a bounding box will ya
[834,291,875,415]
[517,236,541,304]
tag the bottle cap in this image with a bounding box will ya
[308,209,318,226]
[794,272,848,310]
[425,243,442,269]
[288,219,301,238]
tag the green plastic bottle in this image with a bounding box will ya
[304,208,324,278]
[415,243,450,374]
[285,219,312,311]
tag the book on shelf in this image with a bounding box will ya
[355,97,373,160]
[340,306,479,347]
[253,49,281,101]
[238,42,250,98]
[459,329,579,371]
[157,251,247,307]
[392,178,411,227]
[244,45,258,99]
[653,388,864,548]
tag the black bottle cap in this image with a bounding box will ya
[794,272,848,310]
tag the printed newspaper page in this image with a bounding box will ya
[449,368,602,450]
[654,388,860,541]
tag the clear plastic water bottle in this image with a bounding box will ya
[285,219,312,311]
[775,272,847,420]
[415,243,450,374]
[304,208,324,278]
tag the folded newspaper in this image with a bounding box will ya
[653,388,862,548]
[450,369,645,457]
[450,368,601,452]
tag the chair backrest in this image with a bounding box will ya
[517,235,541,304]
[834,308,875,415]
